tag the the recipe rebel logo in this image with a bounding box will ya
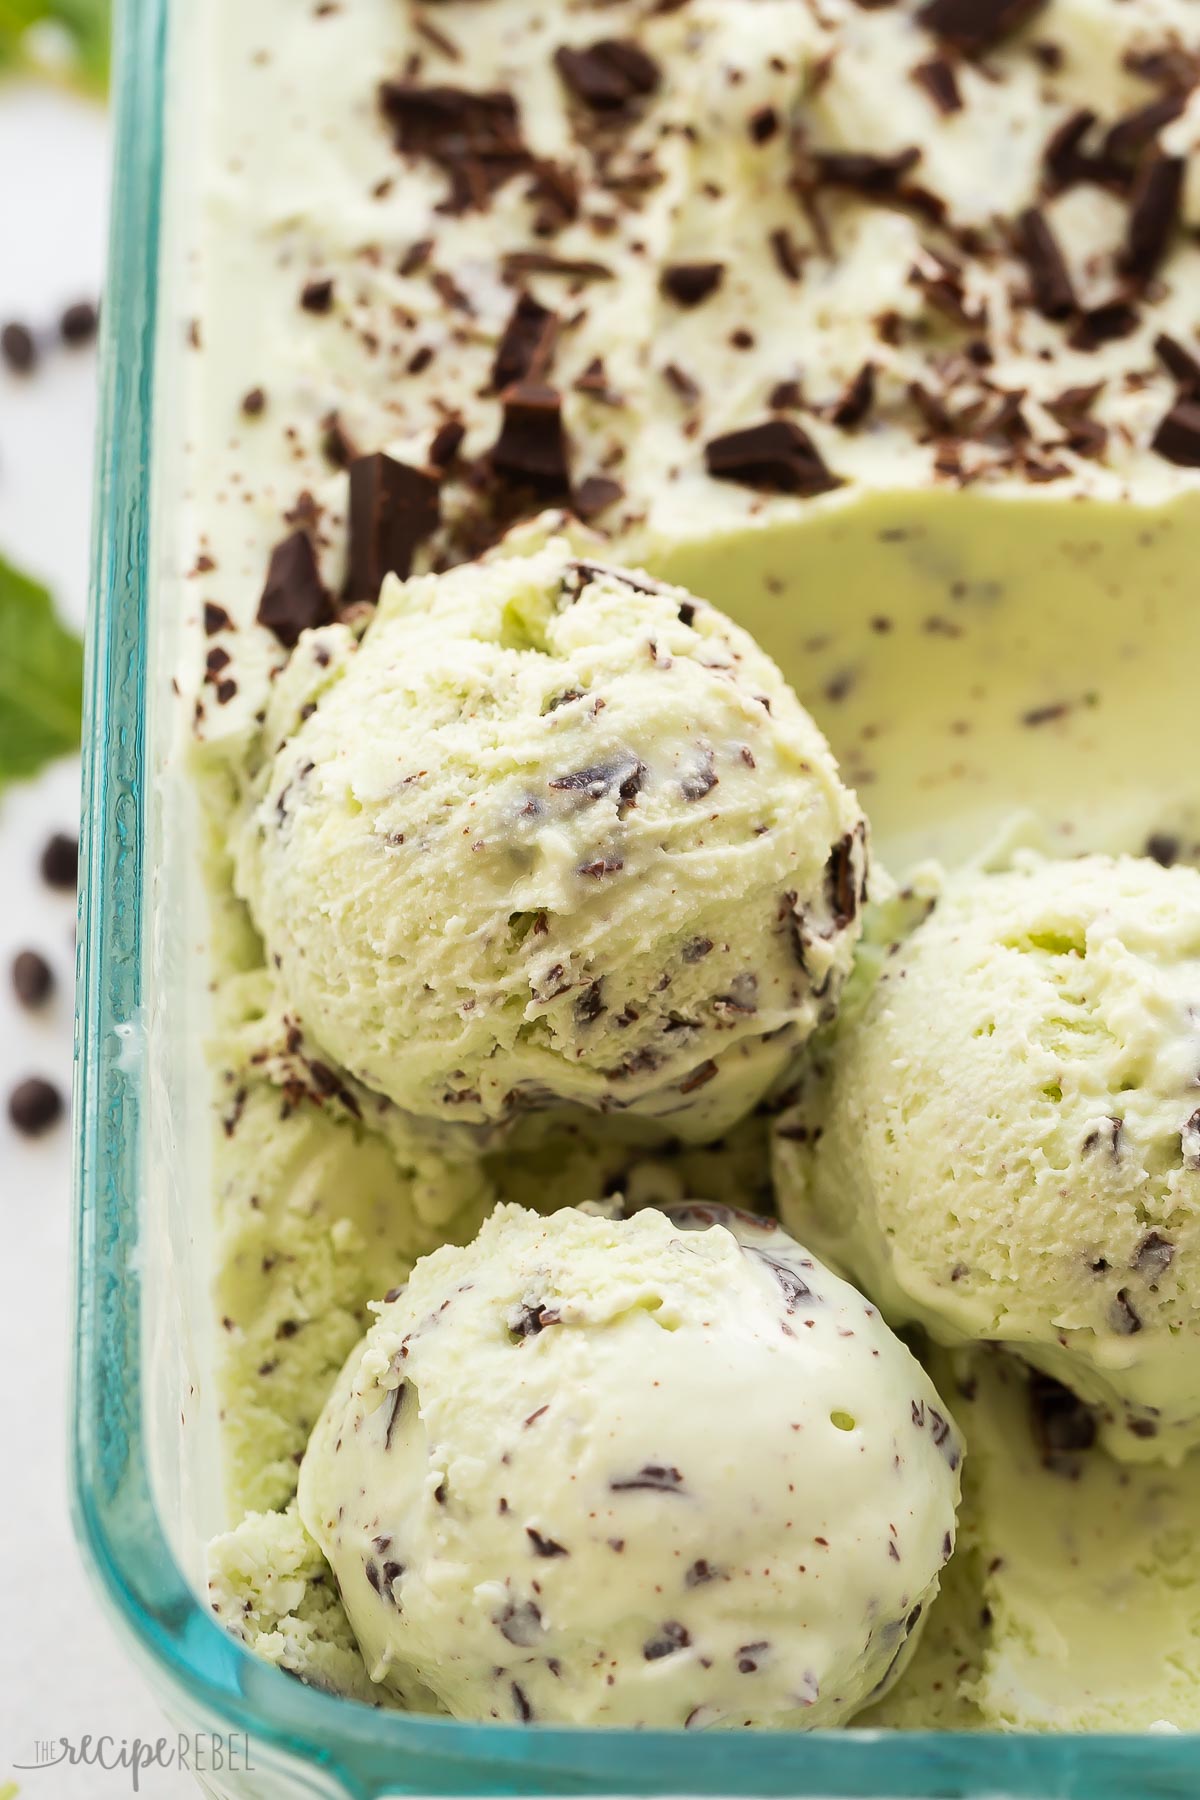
[11,1730,255,1791]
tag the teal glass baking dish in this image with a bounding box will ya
[70,0,1200,1793]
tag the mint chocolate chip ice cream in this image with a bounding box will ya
[235,540,866,1142]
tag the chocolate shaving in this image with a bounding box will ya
[768,226,805,283]
[917,0,1048,56]
[705,419,842,496]
[1154,333,1200,396]
[912,57,962,114]
[610,1465,685,1494]
[554,38,661,112]
[811,147,921,196]
[257,532,333,649]
[1123,155,1183,281]
[344,453,441,603]
[1152,397,1200,467]
[1015,207,1076,319]
[526,1527,569,1557]
[829,361,876,428]
[492,292,557,391]
[572,474,624,520]
[378,82,532,214]
[1134,1231,1175,1284]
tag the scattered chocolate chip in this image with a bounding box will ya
[768,227,804,283]
[811,147,922,197]
[549,754,644,806]
[572,474,623,520]
[299,277,335,314]
[574,981,606,1026]
[1152,397,1200,468]
[1145,830,1181,867]
[611,1465,685,1493]
[830,361,876,429]
[1109,1288,1142,1335]
[917,0,1047,56]
[1028,1372,1096,1469]
[554,38,661,112]
[492,292,557,391]
[679,748,717,801]
[257,532,334,649]
[663,361,701,405]
[60,300,99,345]
[40,833,78,891]
[429,419,466,468]
[344,452,441,603]
[1104,92,1188,163]
[495,1599,543,1646]
[526,1526,569,1558]
[510,1300,562,1338]
[749,105,779,144]
[826,831,862,927]
[502,250,613,282]
[1123,155,1183,281]
[204,602,233,635]
[382,1381,407,1450]
[491,380,571,495]
[11,950,53,1009]
[511,1681,534,1722]
[643,1621,690,1661]
[8,1076,63,1136]
[1015,208,1076,319]
[379,82,532,213]
[678,1058,718,1094]
[752,1249,815,1312]
[241,387,266,418]
[1154,334,1200,397]
[1068,300,1139,352]
[912,56,961,114]
[705,419,841,496]
[660,262,724,308]
[1134,1232,1175,1284]
[1,321,37,374]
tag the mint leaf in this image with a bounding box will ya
[0,0,110,90]
[0,555,84,787]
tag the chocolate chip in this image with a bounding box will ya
[1123,155,1183,282]
[382,1382,407,1450]
[917,0,1047,56]
[378,83,532,213]
[241,387,266,418]
[912,56,961,114]
[344,452,441,603]
[40,833,78,891]
[752,1249,815,1312]
[1134,1232,1175,1284]
[572,474,623,520]
[60,300,99,345]
[495,1600,543,1646]
[826,831,863,928]
[1028,1372,1096,1468]
[549,754,644,806]
[12,950,53,1008]
[510,1301,562,1338]
[1152,397,1200,468]
[299,277,335,314]
[1110,1289,1142,1335]
[643,1621,690,1661]
[768,227,804,283]
[679,748,717,801]
[8,1077,63,1136]
[663,361,701,405]
[611,1464,685,1493]
[705,419,841,496]
[492,292,557,391]
[1068,301,1139,352]
[811,147,921,196]
[203,602,233,635]
[526,1527,569,1558]
[660,263,724,308]
[511,1681,534,1722]
[491,380,571,495]
[749,105,779,143]
[1,322,37,374]
[574,981,606,1026]
[1015,208,1076,320]
[1145,830,1181,867]
[554,38,660,112]
[678,1058,718,1094]
[429,419,466,468]
[1103,92,1188,162]
[830,362,876,429]
[257,532,334,649]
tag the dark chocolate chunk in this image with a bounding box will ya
[912,56,962,114]
[660,262,725,308]
[663,361,701,405]
[491,380,571,495]
[574,981,606,1025]
[679,748,717,801]
[572,474,624,520]
[12,950,53,1008]
[1042,108,1100,190]
[1122,155,1183,281]
[705,419,842,496]
[768,227,804,283]
[241,387,266,418]
[549,754,644,806]
[344,452,441,603]
[1103,91,1188,162]
[1145,830,1181,867]
[811,147,922,196]
[1154,333,1200,397]
[1028,1372,1096,1469]
[204,602,233,635]
[429,419,466,468]
[60,300,99,345]
[526,1526,569,1557]
[643,1621,690,1661]
[378,83,532,213]
[751,1249,814,1312]
[502,250,613,282]
[1109,1288,1142,1335]
[1152,397,1200,468]
[678,1058,718,1095]
[749,105,779,144]
[826,831,863,928]
[1183,1108,1200,1170]
[611,1464,685,1493]
[554,38,661,112]
[40,833,79,890]
[917,0,1047,56]
[1,321,37,374]
[492,292,557,391]
[511,1681,534,1722]
[8,1076,63,1136]
[1068,300,1139,351]
[257,532,334,649]
[1015,208,1076,319]
[299,277,335,314]
[686,1559,719,1586]
[320,410,357,471]
[830,362,876,429]
[510,1300,562,1338]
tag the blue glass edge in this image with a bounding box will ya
[66,1,1200,1793]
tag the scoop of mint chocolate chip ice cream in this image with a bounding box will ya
[776,851,1200,1466]
[297,1201,962,1729]
[235,539,866,1142]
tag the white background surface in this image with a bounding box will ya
[0,81,192,1798]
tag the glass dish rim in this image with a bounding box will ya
[69,0,1200,1790]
